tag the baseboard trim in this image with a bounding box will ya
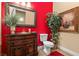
[58,45,79,56]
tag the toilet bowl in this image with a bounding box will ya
[43,41,54,55]
[40,34,54,55]
[43,41,54,48]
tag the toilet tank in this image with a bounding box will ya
[40,34,48,42]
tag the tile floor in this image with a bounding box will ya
[38,46,70,56]
[0,47,70,56]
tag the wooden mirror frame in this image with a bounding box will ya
[5,2,36,27]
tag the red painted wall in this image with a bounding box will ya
[1,2,53,54]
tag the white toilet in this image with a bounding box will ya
[40,34,54,55]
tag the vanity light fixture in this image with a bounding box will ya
[15,2,31,9]
[26,2,32,9]
[21,2,26,6]
[15,2,26,6]
[15,2,20,4]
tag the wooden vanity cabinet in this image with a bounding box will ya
[6,32,38,56]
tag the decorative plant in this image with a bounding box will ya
[46,12,61,49]
[5,13,19,27]
[5,9,21,34]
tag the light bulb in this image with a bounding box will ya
[19,17,24,22]
[26,2,31,8]
[21,2,26,6]
[16,2,20,4]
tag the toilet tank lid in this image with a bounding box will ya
[43,41,54,46]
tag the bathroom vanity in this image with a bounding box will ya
[6,32,38,56]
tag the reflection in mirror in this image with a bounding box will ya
[6,2,36,27]
[16,10,25,25]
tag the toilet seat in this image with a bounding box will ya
[43,41,54,47]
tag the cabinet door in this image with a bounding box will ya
[25,43,34,56]
[10,46,26,56]
[33,38,38,56]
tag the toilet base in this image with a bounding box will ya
[43,46,51,55]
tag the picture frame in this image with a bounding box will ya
[58,7,79,32]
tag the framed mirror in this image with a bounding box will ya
[6,2,36,27]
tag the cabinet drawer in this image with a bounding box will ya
[7,39,34,46]
[14,35,35,39]
[7,40,24,46]
[14,39,34,46]
[7,35,36,40]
